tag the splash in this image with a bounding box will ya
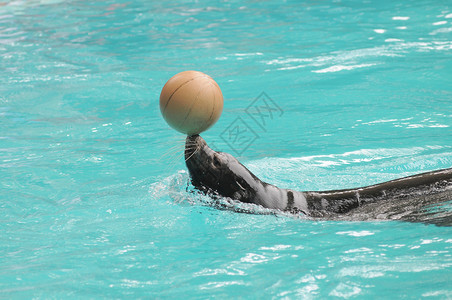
[149,171,308,219]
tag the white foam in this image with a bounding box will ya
[392,16,410,20]
[336,230,375,237]
[312,63,375,73]
[374,29,386,34]
[265,41,452,74]
[385,38,403,42]
[234,52,263,57]
[433,21,447,26]
[430,27,452,35]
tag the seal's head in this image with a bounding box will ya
[185,135,259,202]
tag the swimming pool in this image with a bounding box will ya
[1,0,451,298]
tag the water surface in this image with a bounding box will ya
[1,0,451,298]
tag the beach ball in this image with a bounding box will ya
[159,71,223,135]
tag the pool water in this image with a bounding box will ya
[1,0,452,298]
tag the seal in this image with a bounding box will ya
[185,135,452,220]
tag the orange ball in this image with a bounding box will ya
[159,71,224,135]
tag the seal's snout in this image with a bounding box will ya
[185,134,207,162]
[186,134,203,145]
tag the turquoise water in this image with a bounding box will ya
[1,0,452,298]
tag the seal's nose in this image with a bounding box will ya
[185,134,206,147]
[185,135,206,161]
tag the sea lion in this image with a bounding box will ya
[185,135,452,221]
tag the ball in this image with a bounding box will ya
[159,71,223,135]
